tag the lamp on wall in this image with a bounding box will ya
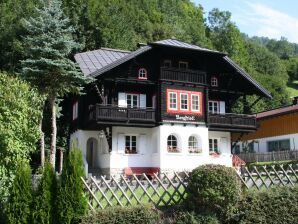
[98,130,105,139]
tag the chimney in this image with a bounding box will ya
[293,96,298,105]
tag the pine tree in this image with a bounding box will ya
[21,0,89,169]
[56,148,87,224]
[5,161,33,224]
[31,161,57,224]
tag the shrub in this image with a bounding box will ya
[56,149,87,224]
[173,211,220,224]
[31,161,57,224]
[238,186,298,224]
[4,161,33,224]
[80,204,160,224]
[187,165,241,216]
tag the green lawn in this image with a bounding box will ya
[90,184,187,209]
[287,80,298,97]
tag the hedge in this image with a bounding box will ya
[80,204,160,224]
[238,186,298,224]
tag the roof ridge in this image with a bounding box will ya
[100,47,131,53]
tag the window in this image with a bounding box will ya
[180,93,188,110]
[138,68,147,80]
[163,59,172,67]
[167,89,202,114]
[191,94,200,112]
[267,139,290,152]
[168,92,177,110]
[126,94,139,108]
[72,101,78,120]
[211,76,218,87]
[209,139,219,153]
[188,136,201,153]
[125,135,137,154]
[179,61,188,69]
[167,135,179,153]
[208,101,219,114]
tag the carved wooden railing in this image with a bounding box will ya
[160,67,206,84]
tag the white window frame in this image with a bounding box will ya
[180,93,189,111]
[168,92,178,110]
[209,138,219,153]
[163,59,172,67]
[138,68,147,80]
[126,94,139,108]
[125,135,137,154]
[188,136,201,153]
[179,61,188,69]
[167,134,179,153]
[191,94,200,112]
[211,76,218,87]
[72,101,78,120]
[208,101,219,114]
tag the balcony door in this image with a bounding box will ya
[126,94,139,108]
[208,101,219,114]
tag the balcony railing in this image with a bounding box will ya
[160,67,206,84]
[208,113,256,129]
[88,104,156,123]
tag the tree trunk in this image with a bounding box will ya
[49,97,57,169]
[39,118,45,168]
[59,147,64,174]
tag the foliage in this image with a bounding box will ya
[56,148,87,224]
[172,211,219,224]
[238,187,298,224]
[0,72,42,201]
[248,160,298,168]
[80,204,160,224]
[31,161,57,224]
[4,161,33,224]
[187,165,241,218]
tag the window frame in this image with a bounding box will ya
[211,76,218,87]
[163,59,172,68]
[167,134,180,153]
[191,94,201,112]
[125,135,137,154]
[166,89,202,115]
[72,101,78,120]
[180,93,189,111]
[208,101,219,114]
[126,93,139,108]
[138,68,147,80]
[188,135,201,153]
[267,139,290,152]
[178,61,188,69]
[209,138,220,153]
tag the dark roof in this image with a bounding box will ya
[223,56,272,99]
[150,39,224,54]
[256,104,298,119]
[74,48,130,76]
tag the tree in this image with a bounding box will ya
[0,72,42,201]
[56,148,87,224]
[21,0,89,169]
[4,161,33,224]
[31,161,57,224]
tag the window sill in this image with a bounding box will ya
[166,153,183,156]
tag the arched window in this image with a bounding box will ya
[167,135,179,153]
[211,76,218,87]
[188,136,202,153]
[138,68,147,80]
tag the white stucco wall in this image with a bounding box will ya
[236,133,298,153]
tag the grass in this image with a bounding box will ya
[90,184,187,209]
[248,160,298,167]
[287,80,298,97]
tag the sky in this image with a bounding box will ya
[193,0,298,43]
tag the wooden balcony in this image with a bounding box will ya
[208,113,257,130]
[160,67,206,84]
[88,104,156,125]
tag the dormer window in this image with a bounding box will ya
[163,59,172,67]
[138,68,147,80]
[211,76,218,87]
[179,61,188,69]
